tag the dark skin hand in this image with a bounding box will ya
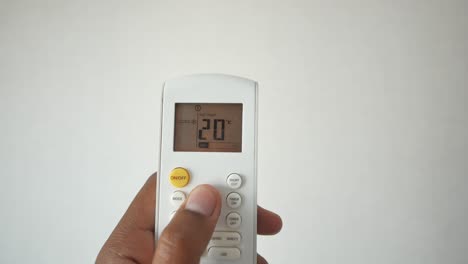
[96,173,282,264]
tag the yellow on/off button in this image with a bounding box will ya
[169,167,190,188]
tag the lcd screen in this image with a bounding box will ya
[174,103,242,152]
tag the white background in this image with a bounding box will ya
[1,1,467,263]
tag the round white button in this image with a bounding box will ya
[171,191,186,207]
[226,212,242,228]
[226,173,242,189]
[226,192,242,209]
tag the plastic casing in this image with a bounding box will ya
[156,74,258,264]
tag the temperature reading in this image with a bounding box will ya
[174,103,242,152]
[198,119,226,141]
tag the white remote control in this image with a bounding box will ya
[156,74,258,263]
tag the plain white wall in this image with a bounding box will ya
[1,0,467,263]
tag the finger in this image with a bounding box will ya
[257,253,268,264]
[257,206,283,235]
[153,185,222,264]
[96,173,156,264]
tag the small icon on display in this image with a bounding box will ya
[198,142,209,148]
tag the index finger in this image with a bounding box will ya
[96,173,156,264]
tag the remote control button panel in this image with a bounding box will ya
[167,168,245,260]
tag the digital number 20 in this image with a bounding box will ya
[198,119,225,140]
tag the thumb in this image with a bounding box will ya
[153,185,222,264]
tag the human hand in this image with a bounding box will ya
[96,173,282,264]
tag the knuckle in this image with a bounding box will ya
[159,227,191,251]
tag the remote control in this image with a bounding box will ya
[156,74,258,263]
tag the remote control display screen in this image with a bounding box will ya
[174,103,242,152]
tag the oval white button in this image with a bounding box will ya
[226,173,242,189]
[226,192,242,209]
[226,212,242,228]
[208,247,241,260]
[210,231,241,246]
[171,191,186,207]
